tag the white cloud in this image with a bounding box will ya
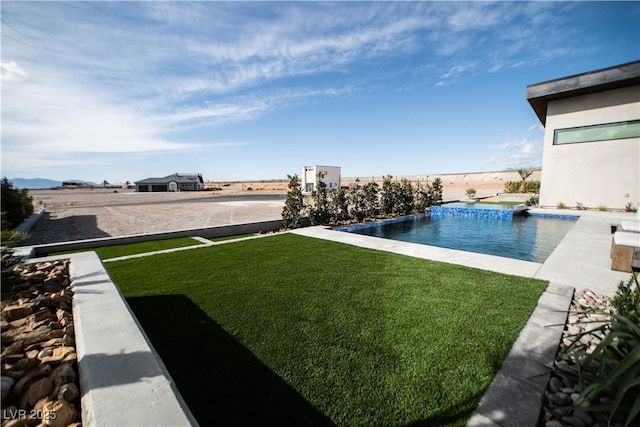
[485,138,543,168]
[1,61,28,82]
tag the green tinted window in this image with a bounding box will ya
[554,120,640,145]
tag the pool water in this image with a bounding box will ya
[339,214,577,263]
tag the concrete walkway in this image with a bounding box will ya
[291,209,637,427]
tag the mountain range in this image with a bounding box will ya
[7,178,99,189]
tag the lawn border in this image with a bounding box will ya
[466,282,573,427]
[28,251,198,427]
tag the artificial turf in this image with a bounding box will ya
[106,233,547,426]
[51,237,202,259]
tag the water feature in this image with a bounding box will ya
[337,210,577,263]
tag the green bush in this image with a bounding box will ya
[281,175,305,229]
[504,180,540,194]
[562,274,640,427]
[1,177,34,229]
[525,196,539,207]
[329,188,350,223]
[307,172,331,225]
[429,178,443,205]
[612,274,640,324]
[465,188,476,199]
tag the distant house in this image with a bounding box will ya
[135,173,204,192]
[527,61,640,210]
[301,166,341,193]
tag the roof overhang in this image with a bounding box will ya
[527,60,640,126]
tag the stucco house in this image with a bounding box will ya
[301,165,341,193]
[135,173,204,192]
[527,61,640,210]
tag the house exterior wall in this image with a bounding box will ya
[301,166,341,193]
[539,85,639,210]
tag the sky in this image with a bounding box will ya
[1,1,639,184]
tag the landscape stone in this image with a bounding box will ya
[50,364,76,387]
[57,383,79,402]
[41,400,77,427]
[1,376,15,400]
[21,376,54,406]
[1,259,80,424]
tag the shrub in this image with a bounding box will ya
[504,180,540,194]
[1,177,33,229]
[347,183,366,222]
[557,202,566,209]
[612,274,640,324]
[624,202,637,213]
[575,202,586,210]
[561,274,640,427]
[361,182,379,220]
[329,188,350,223]
[525,180,540,194]
[281,175,305,229]
[597,205,608,212]
[414,182,432,212]
[429,178,443,205]
[525,196,539,207]
[504,181,521,193]
[307,172,331,225]
[395,178,414,216]
[571,313,640,427]
[380,175,398,216]
[465,188,476,199]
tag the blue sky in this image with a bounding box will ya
[2,1,639,184]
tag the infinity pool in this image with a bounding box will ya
[338,213,578,263]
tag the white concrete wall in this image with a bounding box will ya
[539,85,640,210]
[301,166,341,193]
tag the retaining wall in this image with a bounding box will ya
[19,219,283,257]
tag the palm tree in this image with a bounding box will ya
[517,167,535,193]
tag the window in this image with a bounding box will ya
[554,120,640,145]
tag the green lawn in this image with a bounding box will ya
[52,237,203,259]
[209,233,256,242]
[106,233,547,426]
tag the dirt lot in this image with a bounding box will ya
[22,190,286,244]
[20,170,536,245]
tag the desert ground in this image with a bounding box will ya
[21,170,540,245]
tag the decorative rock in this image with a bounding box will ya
[3,304,34,321]
[41,400,77,427]
[2,258,82,424]
[1,376,15,400]
[13,364,52,397]
[51,364,76,387]
[21,376,54,406]
[546,391,571,407]
[573,410,594,425]
[561,415,585,426]
[57,383,79,402]
[549,376,564,393]
[1,340,24,356]
[39,346,75,364]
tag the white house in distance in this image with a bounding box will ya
[301,165,341,193]
[527,61,640,210]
